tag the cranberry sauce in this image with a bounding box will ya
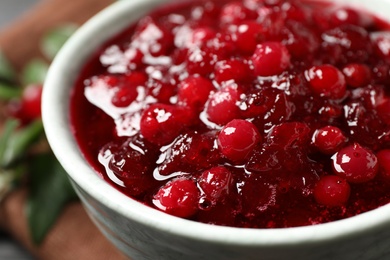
[70,0,390,228]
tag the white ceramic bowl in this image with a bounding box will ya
[43,0,390,259]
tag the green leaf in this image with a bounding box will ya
[0,164,26,202]
[21,59,49,85]
[0,51,16,83]
[0,119,19,164]
[1,120,44,168]
[41,24,78,61]
[27,153,77,244]
[0,82,21,100]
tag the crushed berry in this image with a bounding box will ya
[71,0,390,228]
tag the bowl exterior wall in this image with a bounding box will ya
[71,178,390,260]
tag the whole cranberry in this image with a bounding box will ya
[186,46,215,76]
[153,178,200,218]
[190,27,216,47]
[312,126,347,155]
[342,63,371,88]
[252,42,291,77]
[314,175,350,207]
[332,143,378,183]
[204,84,242,126]
[373,33,390,62]
[330,8,362,27]
[177,75,215,110]
[20,84,42,121]
[218,119,261,163]
[219,2,257,25]
[305,64,346,99]
[214,59,252,84]
[233,21,265,54]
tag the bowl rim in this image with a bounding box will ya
[42,0,390,247]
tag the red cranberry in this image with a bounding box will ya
[177,75,215,110]
[204,84,242,126]
[377,150,390,181]
[252,42,291,77]
[233,21,265,54]
[140,104,191,146]
[342,63,371,88]
[111,86,139,108]
[186,47,215,76]
[198,166,232,203]
[219,2,257,25]
[313,175,350,207]
[330,8,362,27]
[312,126,347,155]
[125,71,148,86]
[133,19,174,57]
[147,79,176,104]
[332,143,379,183]
[305,64,346,99]
[281,2,308,22]
[374,33,390,62]
[190,27,216,47]
[20,84,43,121]
[153,177,200,218]
[218,119,261,163]
[214,59,252,84]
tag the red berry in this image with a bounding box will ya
[342,63,371,88]
[214,59,252,84]
[374,33,390,62]
[140,104,191,146]
[20,84,43,120]
[314,175,350,207]
[111,86,139,108]
[377,150,390,181]
[218,119,261,163]
[190,27,216,47]
[330,8,362,27]
[219,2,257,25]
[198,166,232,203]
[305,64,346,99]
[332,143,378,183]
[186,47,215,76]
[153,178,199,218]
[252,42,291,76]
[233,21,265,54]
[133,19,173,57]
[177,75,215,110]
[204,84,241,126]
[312,126,347,155]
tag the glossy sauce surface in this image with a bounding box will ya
[71,0,390,228]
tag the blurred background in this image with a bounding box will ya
[0,1,37,259]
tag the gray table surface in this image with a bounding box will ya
[1,1,39,259]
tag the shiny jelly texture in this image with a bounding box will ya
[71,0,390,228]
